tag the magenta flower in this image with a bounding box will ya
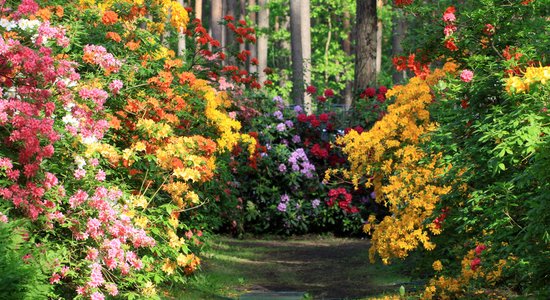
[460,69,474,82]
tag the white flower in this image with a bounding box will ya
[0,19,17,31]
[75,156,86,169]
[62,114,79,126]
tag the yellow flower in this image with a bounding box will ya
[433,260,443,271]
[161,259,176,275]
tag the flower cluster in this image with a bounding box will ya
[288,148,316,178]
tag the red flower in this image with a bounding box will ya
[310,118,321,127]
[470,257,481,271]
[475,244,487,255]
[364,87,376,98]
[263,80,273,85]
[483,24,495,36]
[444,38,459,51]
[251,58,259,65]
[306,85,317,94]
[378,86,388,94]
[461,99,469,109]
[297,114,308,122]
[376,94,386,103]
[324,88,334,97]
[317,96,327,103]
[319,113,329,123]
[224,15,235,22]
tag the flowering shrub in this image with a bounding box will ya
[352,1,550,298]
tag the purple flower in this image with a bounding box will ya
[280,194,290,203]
[273,110,284,120]
[312,199,321,208]
[284,120,294,128]
[370,191,376,199]
[294,105,303,113]
[292,135,301,143]
[277,202,287,212]
[276,123,287,132]
[278,164,287,173]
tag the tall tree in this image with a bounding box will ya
[247,0,258,74]
[354,0,377,93]
[211,0,224,42]
[342,8,353,109]
[290,0,312,113]
[225,0,237,56]
[391,9,406,84]
[257,0,269,84]
[177,0,186,57]
[375,0,383,75]
[195,0,203,20]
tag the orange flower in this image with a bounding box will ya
[36,8,52,20]
[102,11,118,25]
[125,40,140,51]
[55,6,64,18]
[106,32,122,43]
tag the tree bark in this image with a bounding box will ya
[247,0,258,74]
[290,0,312,113]
[343,8,353,109]
[391,8,406,84]
[195,0,203,20]
[211,0,224,43]
[257,0,269,84]
[354,0,377,93]
[225,0,236,56]
[177,0,186,57]
[375,0,383,75]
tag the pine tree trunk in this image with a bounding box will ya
[391,9,406,84]
[290,0,311,113]
[354,0,377,93]
[247,0,258,74]
[178,0,186,57]
[375,0,383,76]
[211,0,223,43]
[257,0,269,84]
[343,8,353,109]
[195,0,203,20]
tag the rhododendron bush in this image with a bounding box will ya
[334,0,549,298]
[1,0,258,298]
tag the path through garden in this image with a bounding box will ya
[174,236,417,299]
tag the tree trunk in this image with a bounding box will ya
[375,0,383,75]
[257,0,269,84]
[195,0,203,20]
[290,0,312,113]
[354,0,377,93]
[211,0,223,43]
[391,9,406,84]
[302,0,311,114]
[343,8,353,109]
[177,0,186,57]
[247,0,258,74]
[225,0,236,58]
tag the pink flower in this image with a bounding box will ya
[90,292,105,300]
[108,80,123,95]
[105,283,119,296]
[460,69,474,83]
[95,170,106,181]
[49,273,61,284]
[88,263,104,287]
[444,25,457,37]
[443,12,456,22]
[74,168,86,179]
[0,213,8,223]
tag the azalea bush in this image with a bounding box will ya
[340,0,550,298]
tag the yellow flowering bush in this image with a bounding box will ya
[331,63,457,264]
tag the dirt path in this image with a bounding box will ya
[200,236,413,299]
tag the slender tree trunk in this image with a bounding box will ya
[239,0,247,55]
[226,0,236,63]
[354,0,377,93]
[257,0,269,84]
[211,0,224,43]
[391,9,406,84]
[247,0,258,74]
[280,16,291,89]
[375,0,383,76]
[343,8,353,109]
[302,0,312,113]
[195,0,203,20]
[290,0,312,113]
[177,0,187,57]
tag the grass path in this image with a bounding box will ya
[170,235,417,299]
